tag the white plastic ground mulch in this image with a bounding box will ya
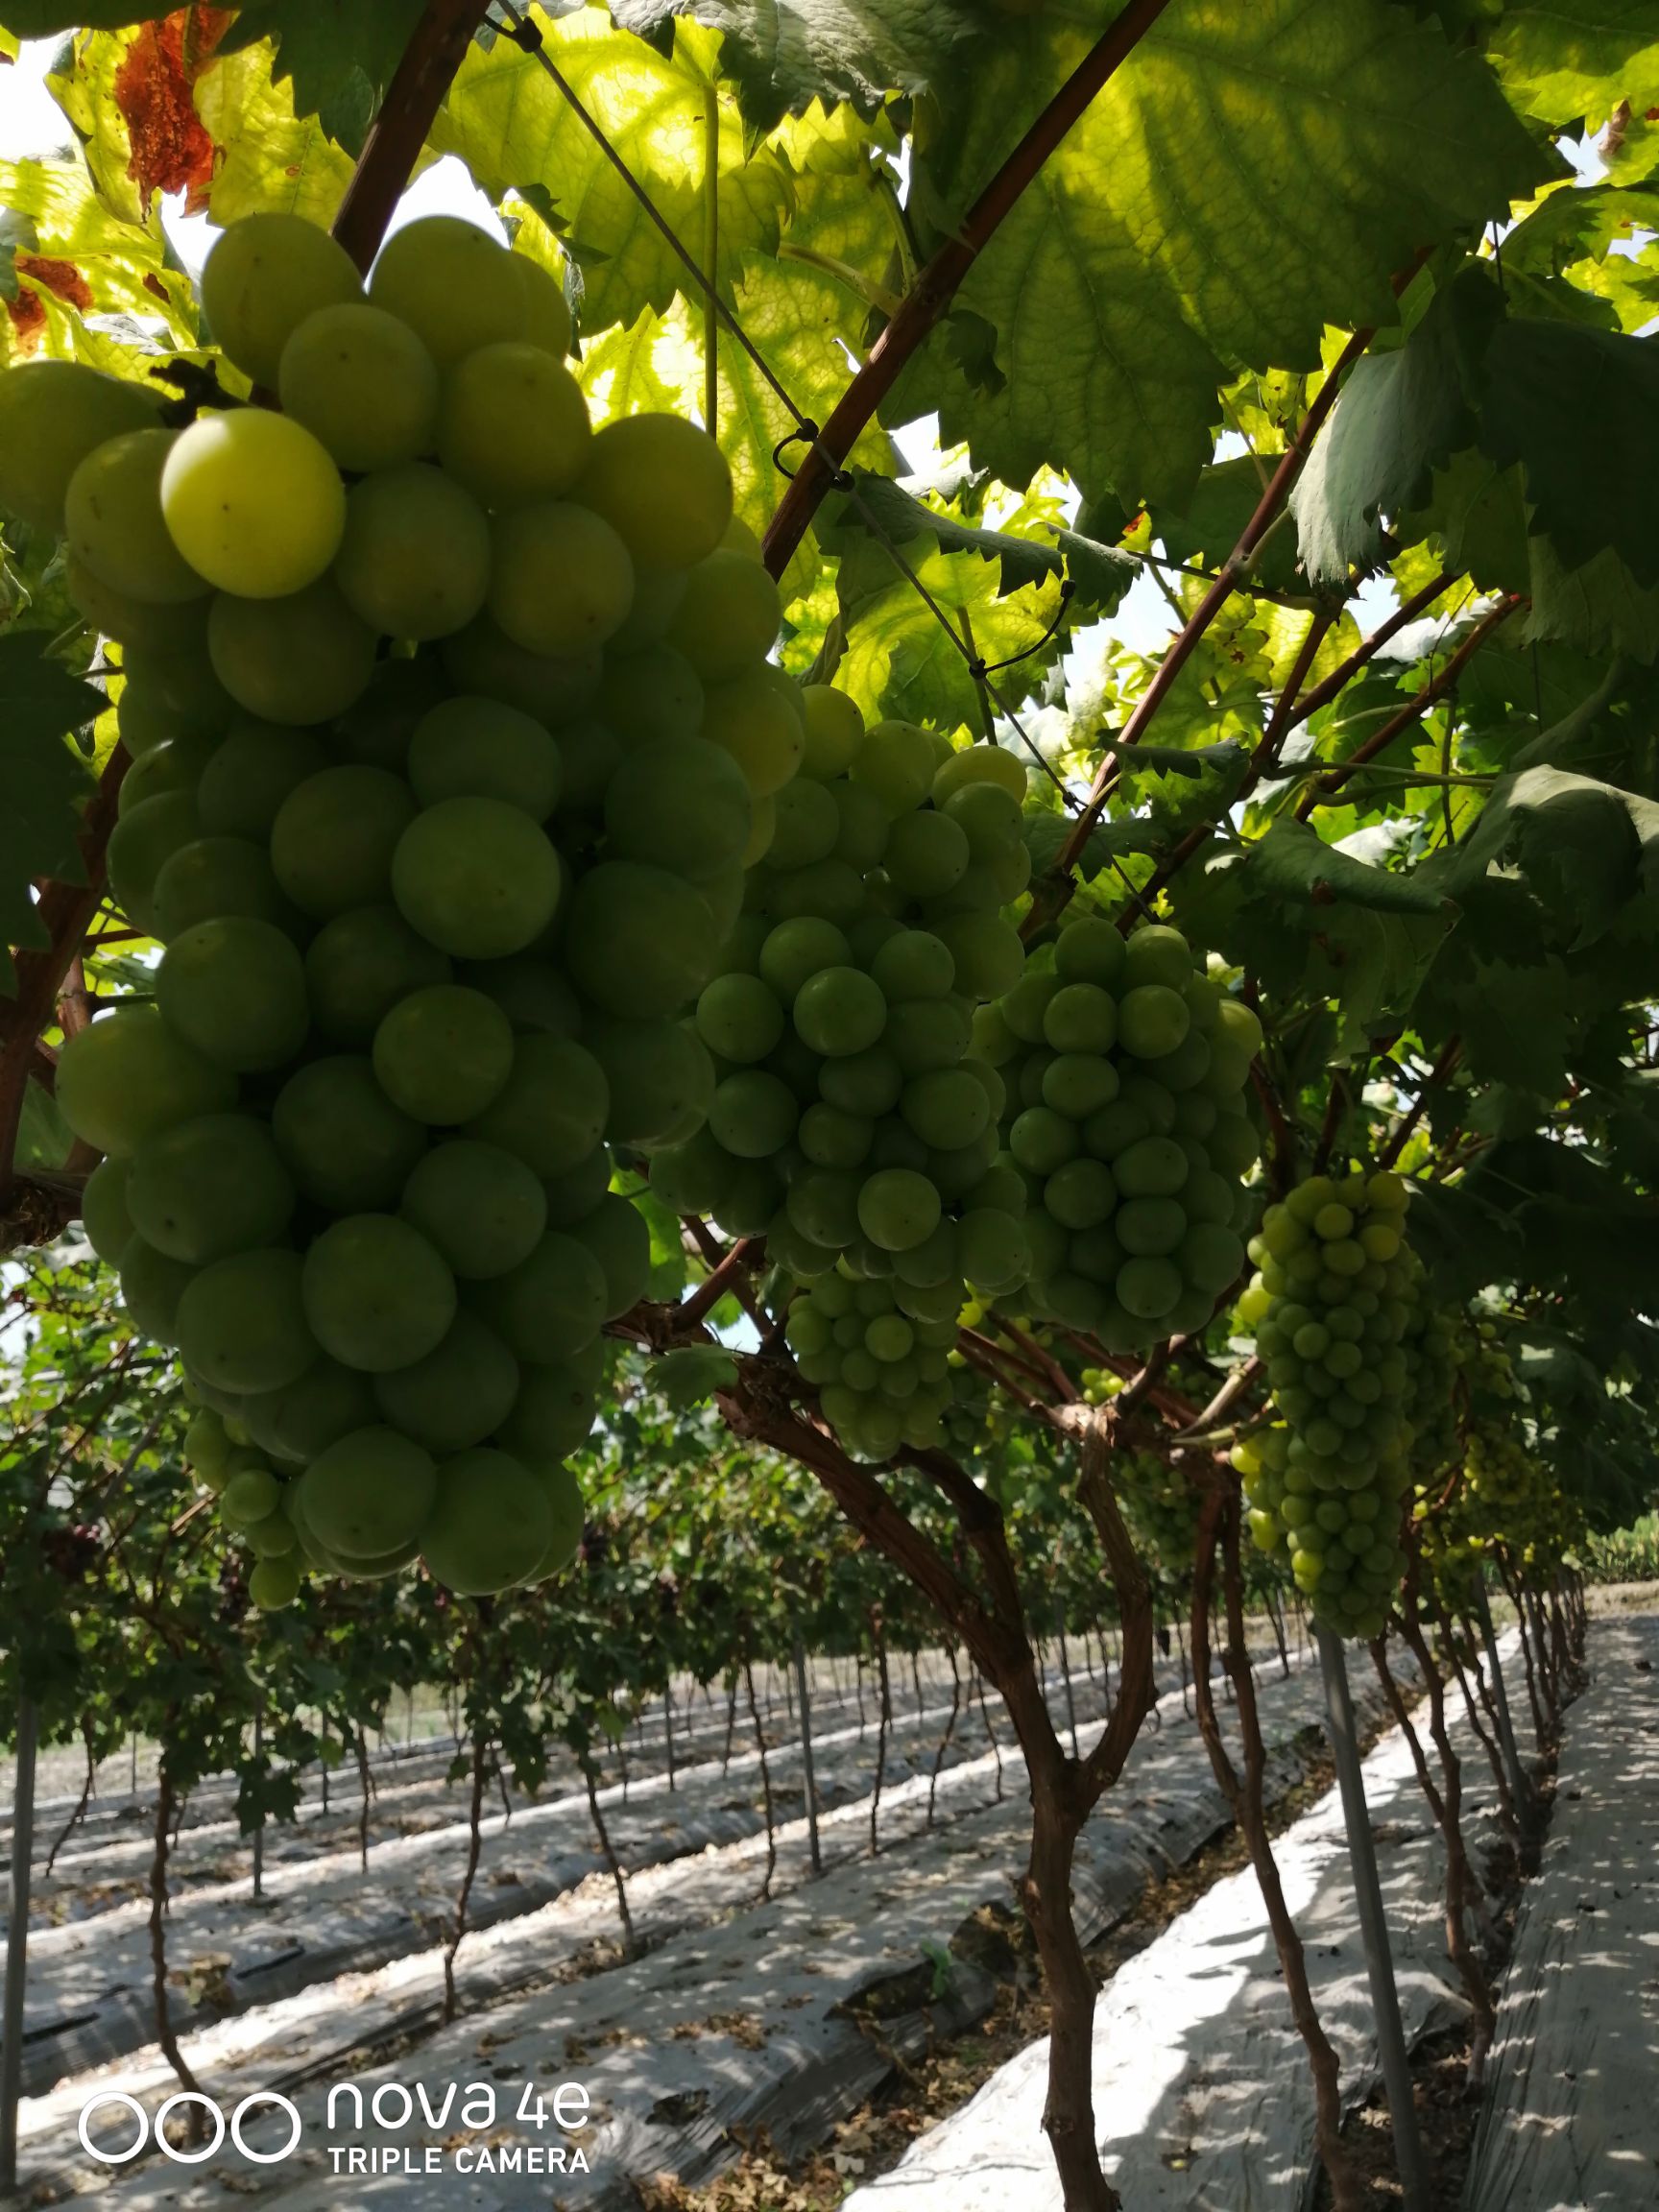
[842,1638,1518,2211]
[1463,1611,1659,2212]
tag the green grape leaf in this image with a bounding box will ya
[907,0,1550,513]
[1526,534,1659,664]
[1488,0,1659,129]
[1243,815,1456,917]
[0,634,101,995]
[1502,179,1659,280]
[1451,953,1575,1094]
[652,1345,739,1410]
[194,35,357,228]
[213,1,425,156]
[0,2,149,27]
[1163,456,1309,598]
[830,470,1137,617]
[1479,320,1659,589]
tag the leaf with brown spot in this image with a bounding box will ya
[113,7,233,212]
[14,253,92,314]
[5,286,45,352]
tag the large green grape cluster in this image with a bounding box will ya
[975,921,1262,1350]
[782,1264,965,1460]
[1231,1168,1421,1637]
[651,728,1036,1313]
[30,211,805,1605]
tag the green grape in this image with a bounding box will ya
[934,912,1024,1000]
[400,1139,547,1280]
[118,732,217,821]
[575,413,733,568]
[202,213,361,385]
[597,643,703,748]
[884,811,970,900]
[334,465,491,641]
[305,903,453,1046]
[477,1232,608,1361]
[437,341,589,508]
[604,734,751,880]
[440,616,601,728]
[222,1463,281,1527]
[408,696,562,819]
[393,795,563,960]
[208,579,377,726]
[372,983,514,1125]
[126,1113,295,1264]
[277,302,439,472]
[523,1462,585,1581]
[107,792,202,936]
[565,1192,650,1317]
[156,915,309,1073]
[562,861,717,1018]
[649,1126,733,1214]
[1044,983,1118,1056]
[709,1070,798,1157]
[794,968,886,1057]
[421,1448,554,1595]
[177,1248,315,1393]
[871,930,953,1003]
[857,1168,941,1252]
[931,742,1025,809]
[68,557,204,649]
[901,1069,990,1151]
[82,1155,137,1265]
[184,1406,232,1486]
[151,836,298,942]
[758,919,852,1002]
[798,685,865,780]
[661,552,781,683]
[334,657,445,772]
[66,429,208,605]
[585,1016,713,1146]
[1121,924,1193,992]
[301,1214,456,1373]
[1117,1255,1183,1320]
[161,411,345,599]
[464,1031,609,1175]
[696,974,784,1064]
[299,1425,437,1560]
[0,360,160,535]
[373,1310,520,1454]
[765,780,840,872]
[273,1056,426,1211]
[1117,984,1191,1060]
[1044,1158,1117,1231]
[119,1238,198,1344]
[55,1006,235,1158]
[489,501,634,659]
[495,1359,598,1466]
[850,721,935,817]
[243,1359,377,1465]
[541,1147,614,1228]
[702,666,805,797]
[506,250,573,356]
[368,216,526,368]
[460,955,580,1037]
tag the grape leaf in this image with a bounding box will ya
[652,1345,739,1410]
[0,634,101,995]
[1488,0,1659,129]
[1526,535,1659,663]
[1243,815,1456,917]
[213,1,424,156]
[0,3,154,28]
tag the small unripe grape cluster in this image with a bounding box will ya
[783,1264,964,1460]
[1232,1168,1421,1639]
[31,210,809,1604]
[653,728,1036,1313]
[975,921,1262,1349]
[1403,1299,1460,1485]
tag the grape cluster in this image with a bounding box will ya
[782,1266,964,1460]
[652,728,1037,1316]
[1232,1169,1420,1638]
[976,921,1262,1350]
[30,211,804,1603]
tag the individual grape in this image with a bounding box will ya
[565,1191,650,1316]
[709,1070,798,1157]
[575,414,733,568]
[408,696,561,819]
[55,1006,235,1158]
[202,214,362,385]
[177,1249,314,1393]
[562,862,717,1019]
[0,360,161,535]
[1118,984,1190,1060]
[305,904,453,1046]
[115,733,219,821]
[597,643,703,748]
[333,657,445,771]
[151,836,298,943]
[392,796,563,960]
[243,1359,377,1465]
[400,1139,547,1280]
[758,918,852,1001]
[156,916,309,1072]
[523,1461,585,1581]
[495,1358,597,1466]
[127,1113,295,1264]
[766,779,841,871]
[850,721,936,817]
[373,1310,520,1455]
[541,1149,614,1230]
[301,1214,456,1372]
[107,792,202,937]
[299,1425,437,1560]
[249,1555,302,1610]
[368,215,525,368]
[436,342,589,508]
[460,955,580,1038]
[505,250,573,356]
[701,665,805,796]
[604,735,751,880]
[332,463,492,643]
[67,555,204,649]
[372,983,514,1125]
[585,1016,713,1146]
[933,912,1024,1000]
[465,1032,609,1176]
[489,501,635,659]
[65,429,207,605]
[81,1155,137,1265]
[931,741,1026,808]
[476,1232,608,1362]
[857,1168,941,1252]
[119,1238,198,1344]
[1121,924,1194,991]
[696,974,784,1063]
[184,1407,233,1487]
[662,553,781,683]
[794,968,886,1057]
[118,644,234,741]
[800,685,866,781]
[420,1448,554,1595]
[160,411,345,599]
[884,811,970,900]
[277,302,439,472]
[222,1462,282,1529]
[272,1056,426,1211]
[208,579,377,726]
[440,616,601,728]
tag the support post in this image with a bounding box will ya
[252,1701,265,1903]
[793,1638,822,1878]
[1472,1578,1529,1812]
[1314,1626,1429,2212]
[662,1688,677,1793]
[2,1697,38,2195]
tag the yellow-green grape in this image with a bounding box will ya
[65,429,209,606]
[367,215,527,368]
[0,359,160,537]
[277,302,440,473]
[784,1261,965,1460]
[201,213,363,386]
[160,411,346,599]
[1233,1166,1418,1639]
